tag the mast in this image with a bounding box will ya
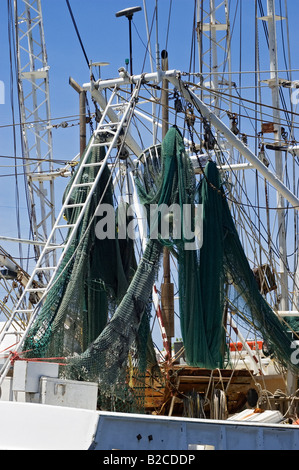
[259,0,297,398]
[196,0,234,179]
[14,0,56,271]
[115,6,142,94]
[69,77,86,158]
[263,0,289,315]
[161,49,174,354]
[196,0,232,117]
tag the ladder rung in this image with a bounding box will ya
[82,162,103,167]
[14,309,34,313]
[64,203,85,208]
[91,142,114,148]
[94,122,115,129]
[26,288,47,292]
[56,224,75,229]
[109,103,127,109]
[35,266,56,270]
[72,183,94,188]
[3,331,25,336]
[45,245,66,250]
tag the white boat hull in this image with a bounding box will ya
[0,401,298,450]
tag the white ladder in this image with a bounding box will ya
[0,83,142,385]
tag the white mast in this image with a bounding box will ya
[14,0,56,271]
[196,0,232,117]
[262,0,289,314]
[260,0,298,399]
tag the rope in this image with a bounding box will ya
[0,342,19,355]
[3,349,66,366]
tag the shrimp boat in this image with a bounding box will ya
[0,0,299,450]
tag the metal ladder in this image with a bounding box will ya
[0,83,142,385]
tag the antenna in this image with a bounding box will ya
[115,6,142,91]
[90,61,110,79]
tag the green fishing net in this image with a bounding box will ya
[23,139,157,412]
[136,126,299,373]
[135,126,226,368]
[22,126,298,415]
[201,158,299,374]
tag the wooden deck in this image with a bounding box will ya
[144,365,254,417]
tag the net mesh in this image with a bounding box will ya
[23,141,159,412]
[136,126,226,368]
[201,158,299,373]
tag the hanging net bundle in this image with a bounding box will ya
[135,126,226,369]
[201,160,299,374]
[23,141,158,412]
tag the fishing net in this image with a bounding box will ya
[136,126,226,369]
[137,127,299,372]
[23,141,134,353]
[202,159,299,374]
[22,126,299,415]
[22,140,159,412]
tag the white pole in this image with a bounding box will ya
[266,0,289,314]
[142,0,158,144]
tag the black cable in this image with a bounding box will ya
[0,112,92,130]
[7,0,23,266]
[165,0,173,51]
[133,16,155,73]
[0,154,73,165]
[65,0,90,70]
[65,0,95,135]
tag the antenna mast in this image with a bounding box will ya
[14,0,56,271]
[196,0,232,116]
